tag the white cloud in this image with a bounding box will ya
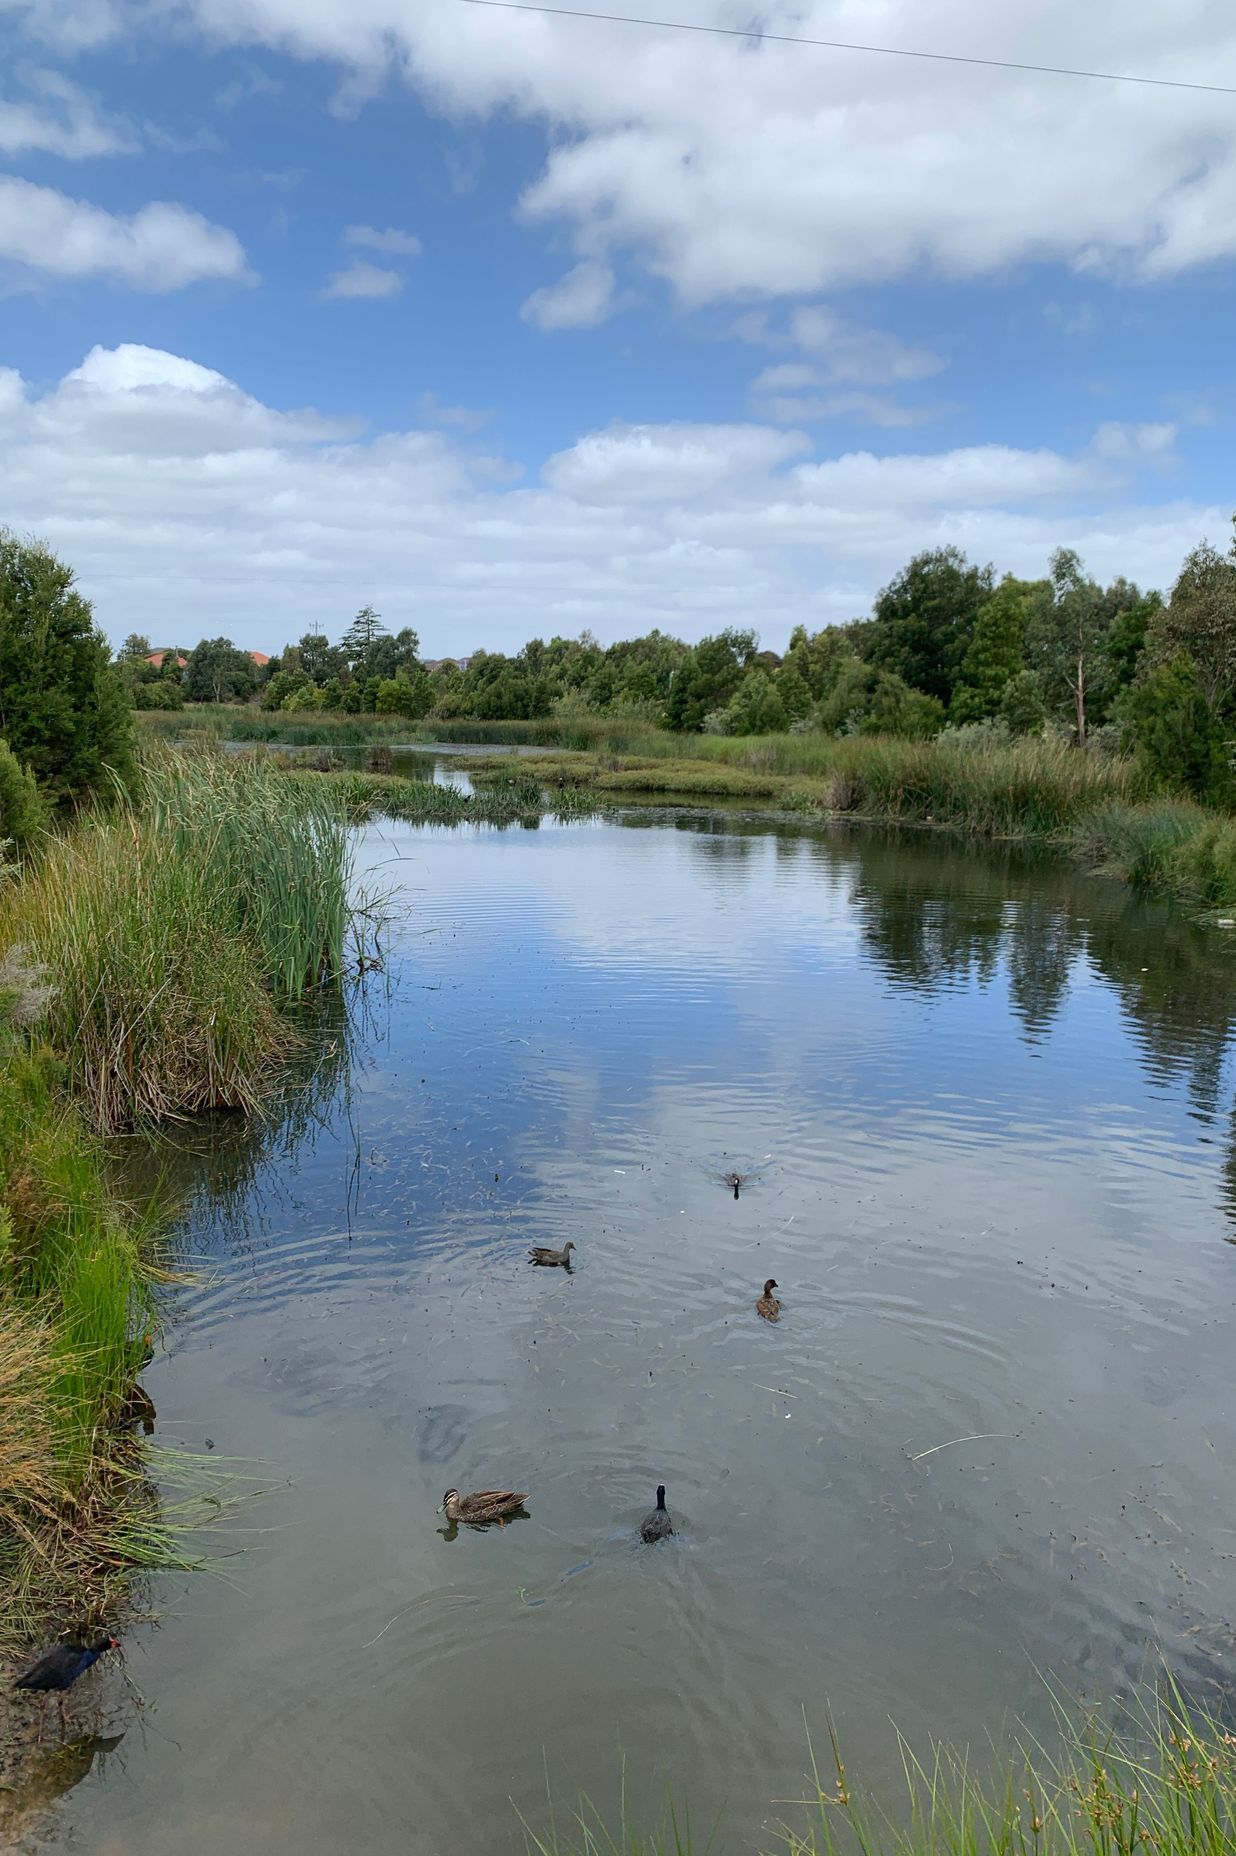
[320,258,403,299]
[0,345,1220,655]
[0,174,248,288]
[0,64,136,158]
[1093,420,1178,460]
[522,258,616,330]
[748,310,946,425]
[345,222,421,256]
[8,5,1236,307]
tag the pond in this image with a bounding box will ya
[36,808,1236,1851]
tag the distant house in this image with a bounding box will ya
[146,648,270,670]
[423,656,473,674]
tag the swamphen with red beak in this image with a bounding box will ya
[14,1633,118,1738]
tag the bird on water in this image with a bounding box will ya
[640,1485,673,1542]
[756,1278,781,1322]
[13,1633,119,1738]
[440,1487,529,1527]
[529,1241,575,1268]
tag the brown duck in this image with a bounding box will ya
[755,1278,781,1322]
[441,1487,529,1527]
[529,1241,575,1268]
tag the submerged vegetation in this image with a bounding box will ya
[525,1690,1236,1856]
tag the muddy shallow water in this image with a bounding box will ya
[34,808,1236,1852]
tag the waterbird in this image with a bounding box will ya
[13,1634,118,1739]
[440,1487,529,1527]
[756,1278,781,1322]
[640,1485,673,1543]
[529,1241,575,1268]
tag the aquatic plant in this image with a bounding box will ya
[1,751,351,1129]
[523,1686,1236,1856]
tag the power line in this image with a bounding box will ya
[456,0,1236,97]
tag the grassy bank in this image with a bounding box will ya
[526,1690,1236,1856]
[3,752,350,1130]
[1,752,356,1653]
[294,766,597,825]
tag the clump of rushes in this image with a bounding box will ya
[523,1685,1236,1856]
[1,750,351,1131]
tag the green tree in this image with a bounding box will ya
[665,629,757,731]
[354,625,420,685]
[999,669,1048,736]
[340,606,388,663]
[1122,652,1223,800]
[0,530,135,806]
[120,632,152,661]
[867,548,995,706]
[716,669,787,735]
[297,629,347,686]
[1149,540,1236,719]
[184,637,257,704]
[262,667,311,712]
[950,577,1047,723]
[1025,548,1112,745]
[0,737,48,850]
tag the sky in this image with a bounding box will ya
[0,1,1234,657]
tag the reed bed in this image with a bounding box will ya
[523,1689,1236,1856]
[1,752,351,1131]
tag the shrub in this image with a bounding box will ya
[0,739,47,852]
[0,531,134,807]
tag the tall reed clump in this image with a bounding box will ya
[1,751,351,1131]
[523,1688,1236,1856]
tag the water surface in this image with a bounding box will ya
[44,811,1236,1852]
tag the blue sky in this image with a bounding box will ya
[0,1,1233,654]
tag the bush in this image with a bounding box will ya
[131,680,182,711]
[0,739,48,852]
[0,530,135,807]
[1120,651,1225,801]
[935,718,1013,753]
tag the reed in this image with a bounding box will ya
[524,1687,1236,1856]
[1,752,351,1130]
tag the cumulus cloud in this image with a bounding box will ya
[7,4,1236,308]
[748,309,947,424]
[345,222,421,256]
[320,257,403,299]
[522,258,616,330]
[1093,420,1178,460]
[0,63,136,157]
[0,344,1220,655]
[0,174,248,287]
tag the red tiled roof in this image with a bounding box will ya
[145,650,188,669]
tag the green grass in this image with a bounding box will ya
[298,766,597,825]
[2,751,351,1130]
[522,1688,1236,1856]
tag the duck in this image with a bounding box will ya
[14,1633,119,1739]
[529,1241,575,1268]
[441,1487,529,1527]
[640,1484,673,1543]
[756,1278,781,1322]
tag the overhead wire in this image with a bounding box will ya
[455,0,1236,96]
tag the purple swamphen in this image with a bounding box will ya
[13,1633,119,1739]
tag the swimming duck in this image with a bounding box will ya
[529,1241,575,1268]
[640,1484,673,1543]
[756,1278,781,1322]
[441,1487,529,1527]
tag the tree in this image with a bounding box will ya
[1121,652,1223,800]
[1026,548,1109,745]
[867,548,994,706]
[340,606,388,663]
[354,625,420,685]
[262,668,311,712]
[715,670,787,735]
[0,737,48,850]
[999,669,1048,737]
[184,637,257,704]
[374,670,434,718]
[949,577,1047,723]
[120,632,152,661]
[1149,540,1236,719]
[297,629,346,686]
[665,629,756,731]
[0,530,135,806]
